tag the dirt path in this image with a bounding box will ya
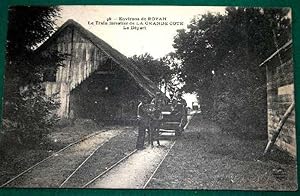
[5,128,125,188]
[88,140,173,189]
[61,127,138,188]
[87,112,195,189]
[146,114,297,190]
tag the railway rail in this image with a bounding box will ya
[82,149,138,188]
[0,130,105,188]
[143,113,193,189]
[143,140,176,189]
[80,139,176,189]
[1,112,195,188]
[83,112,194,189]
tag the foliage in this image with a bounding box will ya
[173,8,291,132]
[130,53,176,93]
[6,6,62,84]
[3,84,60,145]
[2,6,63,146]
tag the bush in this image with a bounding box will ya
[211,69,267,135]
[2,83,59,146]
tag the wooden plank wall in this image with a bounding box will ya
[44,82,70,118]
[266,54,296,157]
[44,26,109,118]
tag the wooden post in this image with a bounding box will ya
[263,101,295,155]
[67,27,74,118]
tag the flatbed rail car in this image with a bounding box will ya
[160,103,187,136]
[137,102,188,136]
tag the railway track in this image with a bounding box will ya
[0,127,137,188]
[1,112,195,188]
[142,140,176,189]
[143,113,194,189]
[0,129,110,188]
[81,149,138,188]
[76,141,175,189]
[83,113,194,189]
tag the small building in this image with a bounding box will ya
[259,40,296,157]
[37,19,161,124]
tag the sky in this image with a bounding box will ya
[56,6,226,107]
[57,6,225,58]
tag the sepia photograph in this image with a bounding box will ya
[0,5,297,190]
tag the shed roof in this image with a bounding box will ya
[37,19,161,98]
[258,40,292,67]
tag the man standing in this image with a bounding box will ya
[150,92,164,147]
[135,101,150,150]
[177,92,187,108]
[177,92,188,128]
[136,92,165,149]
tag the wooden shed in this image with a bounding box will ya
[37,19,161,124]
[259,40,296,157]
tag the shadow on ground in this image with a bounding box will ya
[147,114,297,190]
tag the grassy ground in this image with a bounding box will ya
[147,114,297,190]
[0,119,104,185]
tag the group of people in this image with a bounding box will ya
[135,91,187,150]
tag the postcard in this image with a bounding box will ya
[0,5,297,190]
